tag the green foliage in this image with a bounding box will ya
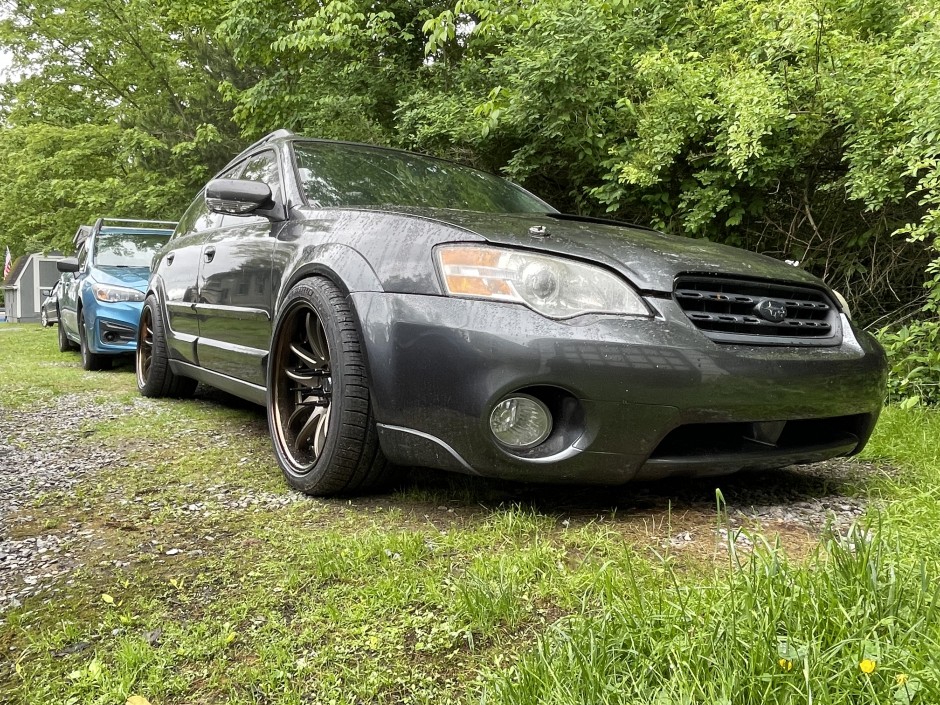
[877,320,940,407]
[0,0,246,256]
[0,124,194,254]
[216,0,435,142]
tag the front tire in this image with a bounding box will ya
[78,310,111,371]
[57,311,73,352]
[267,277,389,496]
[137,294,197,398]
[41,309,49,327]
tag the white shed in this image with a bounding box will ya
[2,253,66,324]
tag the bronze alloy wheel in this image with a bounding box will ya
[267,277,389,496]
[270,300,334,472]
[136,304,154,389]
[135,294,197,398]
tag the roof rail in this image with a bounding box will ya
[99,218,178,227]
[73,224,94,247]
[242,129,296,156]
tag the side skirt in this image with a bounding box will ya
[168,360,267,406]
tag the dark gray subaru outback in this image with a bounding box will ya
[137,130,887,496]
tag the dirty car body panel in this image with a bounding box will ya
[146,132,887,490]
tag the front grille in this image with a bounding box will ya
[674,275,841,346]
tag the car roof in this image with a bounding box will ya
[215,130,488,179]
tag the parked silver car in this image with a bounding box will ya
[40,280,63,327]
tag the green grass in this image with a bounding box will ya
[1,324,939,704]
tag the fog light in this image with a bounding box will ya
[489,394,552,449]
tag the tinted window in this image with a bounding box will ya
[175,192,220,237]
[95,233,170,267]
[241,150,280,201]
[293,142,552,213]
[174,162,246,238]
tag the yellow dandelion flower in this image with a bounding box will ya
[778,658,793,671]
[860,659,876,674]
[896,673,909,686]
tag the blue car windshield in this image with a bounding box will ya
[94,232,169,267]
[293,142,554,214]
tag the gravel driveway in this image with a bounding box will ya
[0,394,142,611]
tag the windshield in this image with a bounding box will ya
[94,232,170,267]
[293,142,554,214]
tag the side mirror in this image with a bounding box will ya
[206,179,273,216]
[57,258,80,273]
[40,287,52,297]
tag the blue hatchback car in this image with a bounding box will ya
[57,218,176,370]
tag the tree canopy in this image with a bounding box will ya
[1,0,938,398]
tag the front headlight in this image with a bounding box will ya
[832,290,851,320]
[436,245,650,319]
[92,282,145,303]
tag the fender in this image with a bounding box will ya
[274,241,384,319]
[271,241,385,409]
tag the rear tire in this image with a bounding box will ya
[267,277,391,496]
[79,310,111,371]
[137,294,197,398]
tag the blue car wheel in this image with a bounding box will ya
[79,309,111,371]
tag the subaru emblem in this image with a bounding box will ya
[755,299,788,323]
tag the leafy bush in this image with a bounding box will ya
[877,319,940,407]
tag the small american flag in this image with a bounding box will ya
[3,247,11,280]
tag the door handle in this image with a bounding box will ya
[204,247,216,263]
[166,253,175,265]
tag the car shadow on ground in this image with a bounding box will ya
[395,459,872,517]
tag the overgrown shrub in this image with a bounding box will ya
[877,320,940,407]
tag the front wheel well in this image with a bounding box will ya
[275,271,374,389]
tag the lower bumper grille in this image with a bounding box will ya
[98,319,137,344]
[633,413,871,479]
[675,275,841,346]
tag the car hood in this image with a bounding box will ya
[370,207,823,293]
[92,265,151,291]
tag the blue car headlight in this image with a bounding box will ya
[436,245,651,319]
[92,282,145,303]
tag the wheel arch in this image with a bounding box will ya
[273,244,384,397]
[275,243,383,316]
[145,275,170,324]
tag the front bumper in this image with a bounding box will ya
[353,292,887,484]
[84,300,144,354]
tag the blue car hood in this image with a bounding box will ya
[91,265,151,292]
